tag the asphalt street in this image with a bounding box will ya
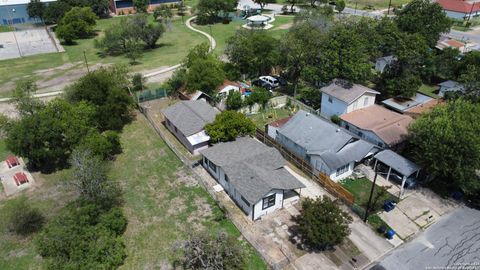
[371,206,480,270]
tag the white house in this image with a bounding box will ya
[320,79,380,119]
[200,137,305,221]
[438,80,465,97]
[276,110,379,181]
[162,100,219,155]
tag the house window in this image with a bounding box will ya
[358,131,363,137]
[363,97,369,106]
[208,160,217,172]
[241,196,250,207]
[262,194,276,210]
[224,174,229,182]
[328,96,333,103]
[336,164,350,177]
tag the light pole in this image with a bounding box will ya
[387,0,392,15]
[8,8,22,57]
[83,50,90,73]
[363,162,379,222]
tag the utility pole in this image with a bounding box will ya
[355,1,358,15]
[8,8,22,58]
[83,50,90,73]
[466,2,475,24]
[387,0,392,15]
[364,161,378,222]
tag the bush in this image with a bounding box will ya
[4,196,45,235]
[226,91,243,110]
[330,114,341,125]
[56,7,98,44]
[36,203,127,269]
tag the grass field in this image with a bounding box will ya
[345,0,410,10]
[0,114,267,269]
[0,167,72,270]
[418,84,440,98]
[0,25,12,33]
[248,107,294,129]
[0,15,206,92]
[195,15,294,54]
[111,114,267,269]
[341,178,397,211]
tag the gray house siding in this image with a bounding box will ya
[165,117,209,155]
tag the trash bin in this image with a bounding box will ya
[386,229,395,240]
[383,200,396,212]
[378,225,387,234]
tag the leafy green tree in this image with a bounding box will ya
[166,68,188,96]
[184,42,211,68]
[133,0,149,12]
[78,131,121,160]
[378,68,422,98]
[186,57,225,96]
[65,66,133,131]
[87,0,110,17]
[129,14,166,49]
[245,87,270,109]
[205,111,256,143]
[6,99,96,172]
[27,0,45,21]
[153,5,173,23]
[298,86,321,110]
[434,47,461,79]
[43,1,72,24]
[69,148,120,206]
[253,0,276,11]
[4,196,45,235]
[196,0,237,24]
[280,22,323,96]
[226,91,243,110]
[395,0,452,47]
[335,0,345,13]
[179,231,246,269]
[132,73,146,92]
[36,203,127,269]
[10,80,44,117]
[125,39,143,65]
[295,196,352,250]
[409,100,480,195]
[56,7,98,44]
[225,29,279,78]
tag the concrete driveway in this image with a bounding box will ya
[373,207,480,270]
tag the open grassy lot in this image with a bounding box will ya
[0,15,206,93]
[111,114,267,269]
[248,107,294,129]
[345,0,410,10]
[194,15,294,54]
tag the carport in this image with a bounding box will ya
[373,150,420,198]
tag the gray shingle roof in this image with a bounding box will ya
[161,100,219,137]
[320,79,380,104]
[438,80,460,88]
[200,137,305,204]
[278,110,378,171]
[374,150,420,176]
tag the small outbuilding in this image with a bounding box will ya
[13,172,28,186]
[438,80,465,98]
[6,155,20,168]
[162,100,219,155]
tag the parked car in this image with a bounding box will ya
[259,76,279,88]
[251,79,273,91]
[273,75,287,87]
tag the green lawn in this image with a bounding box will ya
[195,15,294,54]
[111,114,267,269]
[345,0,411,10]
[0,25,12,33]
[341,178,397,212]
[248,107,294,129]
[0,168,73,270]
[0,15,206,94]
[418,84,440,98]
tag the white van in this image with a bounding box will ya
[259,76,279,88]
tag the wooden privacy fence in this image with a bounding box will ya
[255,129,355,205]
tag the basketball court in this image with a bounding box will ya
[0,26,60,60]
